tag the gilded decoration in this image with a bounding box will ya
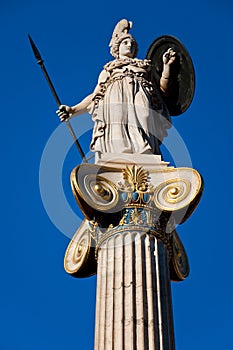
[84,174,119,211]
[121,165,150,192]
[71,164,202,222]
[169,230,190,281]
[66,163,203,280]
[64,220,96,278]
[119,165,155,207]
[154,178,192,210]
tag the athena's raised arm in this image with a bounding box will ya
[160,48,176,95]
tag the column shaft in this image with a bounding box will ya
[94,230,175,350]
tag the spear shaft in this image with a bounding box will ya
[28,34,87,163]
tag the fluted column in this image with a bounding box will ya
[66,161,203,349]
[94,230,175,350]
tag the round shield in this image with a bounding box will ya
[146,35,195,116]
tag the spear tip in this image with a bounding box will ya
[28,33,43,64]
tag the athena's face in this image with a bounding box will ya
[118,38,136,58]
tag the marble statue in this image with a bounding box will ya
[57,19,176,161]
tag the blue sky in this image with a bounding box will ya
[1,0,233,349]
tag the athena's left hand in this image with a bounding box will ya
[162,48,176,65]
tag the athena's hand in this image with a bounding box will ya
[56,105,73,122]
[162,48,176,66]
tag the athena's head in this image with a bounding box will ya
[109,19,138,59]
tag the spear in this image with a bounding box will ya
[28,34,87,163]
